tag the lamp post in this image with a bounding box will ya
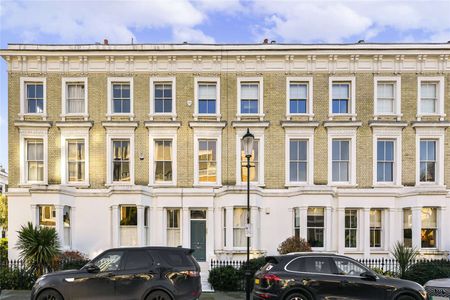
[242,128,254,300]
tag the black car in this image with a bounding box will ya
[253,253,427,300]
[31,247,202,300]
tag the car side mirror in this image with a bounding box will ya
[361,271,377,281]
[85,263,100,273]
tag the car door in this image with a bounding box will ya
[330,257,386,300]
[114,249,157,300]
[285,256,342,300]
[69,250,124,300]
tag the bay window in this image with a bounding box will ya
[167,209,181,247]
[345,209,357,248]
[421,207,437,248]
[307,207,324,248]
[370,209,382,248]
[233,208,248,248]
[120,206,137,246]
[403,208,412,247]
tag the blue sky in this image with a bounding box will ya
[1,0,450,171]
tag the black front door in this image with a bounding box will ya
[190,210,206,262]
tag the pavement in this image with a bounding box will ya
[0,290,245,299]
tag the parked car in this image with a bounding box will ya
[31,246,202,300]
[253,253,427,300]
[424,278,450,300]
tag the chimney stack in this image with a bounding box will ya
[263,38,269,44]
[104,39,109,45]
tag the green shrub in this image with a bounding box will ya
[0,238,8,262]
[0,267,36,290]
[53,250,89,270]
[237,257,267,290]
[370,267,396,278]
[277,236,312,254]
[403,259,450,285]
[208,265,241,291]
[390,242,419,278]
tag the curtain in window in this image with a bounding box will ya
[332,84,349,99]
[377,83,394,113]
[199,84,216,100]
[421,207,437,248]
[167,209,181,247]
[233,208,247,247]
[241,84,258,99]
[67,84,85,114]
[290,84,307,99]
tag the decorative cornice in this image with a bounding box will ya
[55,121,93,128]
[411,121,450,128]
[368,120,408,128]
[102,121,139,128]
[189,121,227,128]
[14,121,52,128]
[144,121,181,128]
[231,121,270,128]
[281,120,320,128]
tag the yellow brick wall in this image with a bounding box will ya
[7,70,450,189]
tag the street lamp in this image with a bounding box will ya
[242,128,254,300]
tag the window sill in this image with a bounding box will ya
[60,113,89,121]
[285,183,315,188]
[62,183,90,188]
[286,113,314,121]
[148,182,176,187]
[235,183,265,188]
[327,113,357,121]
[106,113,135,121]
[372,183,403,188]
[236,113,265,121]
[193,184,222,188]
[19,113,48,121]
[148,113,177,121]
[106,183,135,188]
[19,182,48,188]
[329,183,358,188]
[193,113,221,121]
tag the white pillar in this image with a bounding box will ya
[206,207,214,261]
[225,206,233,250]
[137,205,145,246]
[412,206,422,250]
[157,208,165,246]
[387,208,398,252]
[325,207,332,251]
[363,208,370,258]
[111,205,120,247]
[31,205,39,226]
[337,208,345,254]
[55,205,64,247]
[214,207,221,251]
[70,206,75,250]
[299,206,308,241]
[182,208,190,248]
[251,207,259,250]
[438,207,446,251]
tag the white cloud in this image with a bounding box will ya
[172,27,215,43]
[250,0,450,43]
[0,0,212,43]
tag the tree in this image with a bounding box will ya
[16,222,61,276]
[391,241,419,278]
[0,194,7,232]
[277,236,312,254]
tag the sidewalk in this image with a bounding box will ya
[0,290,245,300]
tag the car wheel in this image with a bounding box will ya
[285,292,310,300]
[37,289,63,300]
[146,290,172,300]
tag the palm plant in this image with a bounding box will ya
[16,222,61,276]
[391,241,419,278]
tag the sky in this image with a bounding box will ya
[1,0,450,171]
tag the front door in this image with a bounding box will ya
[190,210,206,262]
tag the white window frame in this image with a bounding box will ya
[235,128,265,186]
[369,208,384,250]
[328,76,356,120]
[415,127,445,187]
[286,77,314,120]
[60,128,89,186]
[417,76,445,120]
[106,128,135,186]
[236,77,264,120]
[107,77,134,119]
[285,127,314,186]
[19,77,47,119]
[327,127,357,186]
[374,76,402,119]
[148,127,177,187]
[165,208,182,247]
[149,77,176,120]
[344,208,359,250]
[421,207,438,250]
[372,128,402,187]
[61,77,88,119]
[193,128,222,187]
[232,207,248,250]
[19,128,48,185]
[194,77,220,120]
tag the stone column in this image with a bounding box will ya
[137,205,145,246]
[157,208,165,246]
[299,206,308,241]
[251,207,259,250]
[182,208,190,248]
[111,205,120,247]
[31,205,39,226]
[325,207,332,251]
[225,206,233,250]
[363,208,371,258]
[214,206,221,251]
[337,208,345,254]
[55,205,64,247]
[438,207,447,251]
[412,206,422,250]
[206,208,214,261]
[69,206,75,249]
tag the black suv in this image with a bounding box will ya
[31,247,201,300]
[253,253,427,300]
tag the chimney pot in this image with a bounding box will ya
[263,38,269,44]
[104,39,109,45]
